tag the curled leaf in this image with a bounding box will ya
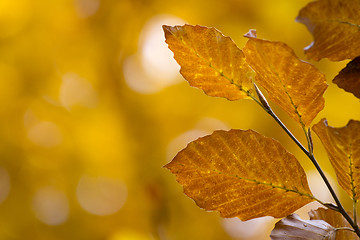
[333,56,360,99]
[163,24,255,100]
[312,118,360,200]
[309,208,357,240]
[165,129,315,221]
[296,0,360,61]
[243,30,328,127]
[270,213,336,240]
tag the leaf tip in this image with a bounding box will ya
[313,118,328,130]
[244,29,257,39]
[162,25,172,35]
[162,24,170,30]
[163,161,172,170]
[320,118,328,127]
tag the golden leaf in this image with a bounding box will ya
[270,213,336,240]
[309,208,358,240]
[163,24,255,100]
[296,0,360,61]
[333,57,360,99]
[243,30,328,127]
[312,119,360,200]
[165,129,315,221]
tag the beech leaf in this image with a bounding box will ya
[243,30,328,127]
[163,24,255,100]
[270,213,336,240]
[312,118,360,200]
[296,0,360,61]
[165,129,315,221]
[309,208,357,240]
[333,57,360,99]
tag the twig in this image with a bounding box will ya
[251,84,360,237]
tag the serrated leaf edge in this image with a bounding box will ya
[163,24,254,99]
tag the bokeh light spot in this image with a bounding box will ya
[166,129,209,162]
[60,72,98,110]
[295,169,338,219]
[307,169,337,201]
[76,175,127,216]
[124,14,185,94]
[139,14,185,81]
[166,118,228,162]
[123,55,161,94]
[27,121,63,147]
[32,187,69,226]
[222,216,273,239]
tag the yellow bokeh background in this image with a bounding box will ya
[0,0,360,239]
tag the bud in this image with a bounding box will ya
[253,83,271,112]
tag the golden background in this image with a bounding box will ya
[0,0,359,239]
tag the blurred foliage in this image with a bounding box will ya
[0,0,360,239]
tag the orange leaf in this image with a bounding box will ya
[243,30,328,127]
[296,0,360,61]
[163,24,255,100]
[309,208,357,240]
[333,57,360,99]
[312,119,360,200]
[270,213,336,240]
[165,129,315,221]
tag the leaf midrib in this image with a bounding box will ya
[334,20,360,29]
[251,40,306,127]
[311,18,360,29]
[175,162,317,202]
[348,143,357,200]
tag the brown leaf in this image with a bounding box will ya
[296,0,360,61]
[333,57,360,99]
[165,129,315,221]
[309,208,357,240]
[312,118,360,200]
[243,30,328,127]
[163,24,255,100]
[270,213,336,240]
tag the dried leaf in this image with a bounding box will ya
[243,30,328,127]
[312,118,360,200]
[163,24,255,100]
[296,0,360,61]
[270,213,336,240]
[165,129,315,221]
[309,208,357,240]
[333,57,360,99]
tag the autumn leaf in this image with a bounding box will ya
[309,208,358,240]
[296,0,360,61]
[163,24,255,100]
[165,129,315,221]
[243,30,328,127]
[270,213,336,240]
[312,118,360,200]
[333,57,360,99]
